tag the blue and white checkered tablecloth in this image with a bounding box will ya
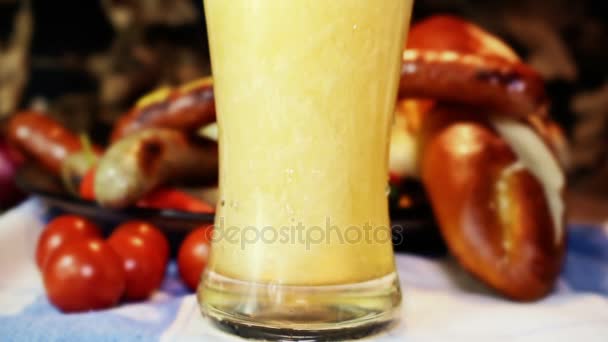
[1,199,607,341]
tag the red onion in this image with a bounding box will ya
[0,139,24,208]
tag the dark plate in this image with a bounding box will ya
[15,165,446,255]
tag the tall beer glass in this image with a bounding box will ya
[199,1,413,339]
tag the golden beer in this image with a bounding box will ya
[199,1,413,339]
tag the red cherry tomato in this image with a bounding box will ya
[178,225,213,291]
[36,215,102,269]
[111,221,169,263]
[108,230,167,300]
[42,238,126,313]
[79,166,96,201]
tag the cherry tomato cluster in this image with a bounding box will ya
[36,215,212,313]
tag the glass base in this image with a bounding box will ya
[197,271,402,341]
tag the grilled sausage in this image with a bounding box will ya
[399,15,547,118]
[95,128,217,208]
[110,77,215,141]
[7,111,84,174]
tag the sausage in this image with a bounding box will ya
[95,128,218,208]
[110,77,215,141]
[6,111,83,174]
[399,15,547,118]
[399,50,547,118]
